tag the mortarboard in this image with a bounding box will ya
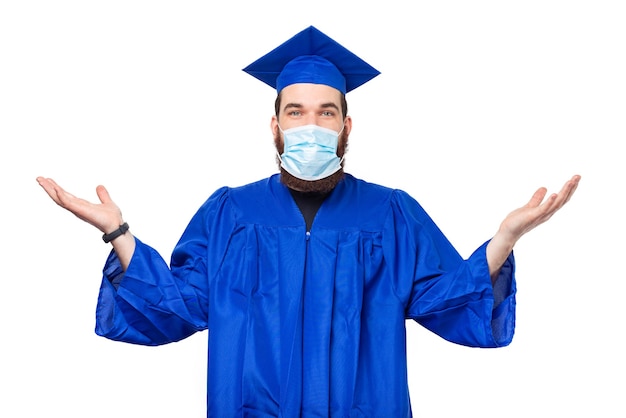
[243,26,380,95]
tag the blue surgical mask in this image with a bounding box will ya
[278,124,344,181]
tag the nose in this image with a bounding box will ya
[304,114,318,126]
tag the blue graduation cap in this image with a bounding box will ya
[243,26,380,94]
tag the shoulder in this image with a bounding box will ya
[226,174,283,206]
[341,174,419,209]
[199,175,278,205]
[215,175,298,225]
[330,174,427,230]
[341,173,394,199]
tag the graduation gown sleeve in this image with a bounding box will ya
[387,189,516,347]
[95,186,234,345]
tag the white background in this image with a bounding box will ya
[1,1,624,417]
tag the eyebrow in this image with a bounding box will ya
[320,102,340,111]
[282,102,302,113]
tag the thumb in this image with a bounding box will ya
[95,185,113,205]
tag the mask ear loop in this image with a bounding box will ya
[337,121,346,166]
[276,124,286,168]
[276,150,286,168]
[338,120,345,136]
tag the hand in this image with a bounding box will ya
[36,176,124,235]
[499,174,581,244]
[487,174,581,280]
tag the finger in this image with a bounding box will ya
[560,175,581,206]
[546,175,581,212]
[43,177,63,191]
[540,193,559,215]
[95,185,112,205]
[55,186,81,209]
[40,177,75,200]
[527,187,548,208]
[36,176,55,191]
[36,177,63,205]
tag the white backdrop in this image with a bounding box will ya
[2,1,624,417]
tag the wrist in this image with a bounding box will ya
[102,222,129,243]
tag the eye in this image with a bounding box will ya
[321,110,334,117]
[288,110,302,117]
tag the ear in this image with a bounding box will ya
[343,116,353,136]
[270,115,279,136]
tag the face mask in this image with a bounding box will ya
[278,124,344,181]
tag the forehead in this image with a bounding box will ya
[279,83,343,108]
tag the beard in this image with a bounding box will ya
[274,129,349,193]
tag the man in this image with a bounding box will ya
[37,26,580,417]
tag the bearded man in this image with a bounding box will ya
[37,26,580,417]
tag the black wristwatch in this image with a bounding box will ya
[102,222,130,243]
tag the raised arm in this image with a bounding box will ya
[486,174,581,283]
[36,176,135,270]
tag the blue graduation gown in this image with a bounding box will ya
[96,173,516,417]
